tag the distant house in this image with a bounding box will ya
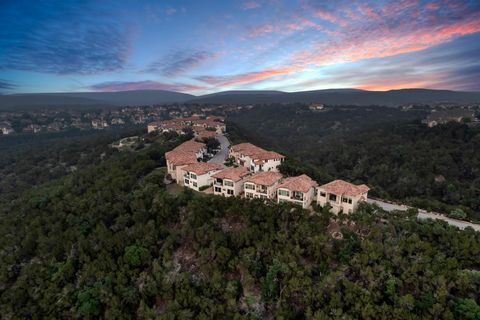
[243,171,283,200]
[426,109,475,127]
[229,143,285,172]
[165,140,206,181]
[92,119,108,129]
[212,166,251,197]
[181,162,224,191]
[47,122,63,132]
[277,174,318,208]
[23,124,42,133]
[309,103,325,111]
[317,179,369,214]
[0,123,14,135]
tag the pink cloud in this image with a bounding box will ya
[196,65,304,87]
[243,1,260,10]
[248,24,274,37]
[90,80,205,93]
[290,9,480,68]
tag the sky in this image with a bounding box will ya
[0,0,479,95]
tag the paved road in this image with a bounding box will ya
[208,134,230,164]
[367,198,480,231]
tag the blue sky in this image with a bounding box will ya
[0,0,479,94]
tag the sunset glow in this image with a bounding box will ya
[0,0,479,94]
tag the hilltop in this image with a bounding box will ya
[1,88,480,110]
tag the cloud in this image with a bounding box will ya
[0,1,131,75]
[243,1,260,10]
[89,80,205,93]
[247,24,275,37]
[144,50,214,76]
[295,33,480,91]
[195,65,303,87]
[165,7,177,15]
[0,80,16,90]
[290,1,480,68]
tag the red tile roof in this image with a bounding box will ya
[277,174,318,193]
[245,171,283,186]
[182,162,224,175]
[231,143,284,161]
[212,166,250,182]
[173,139,206,153]
[319,179,370,197]
[165,150,198,166]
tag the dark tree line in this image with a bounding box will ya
[1,132,480,318]
[229,105,480,220]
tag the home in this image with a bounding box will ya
[317,179,369,214]
[426,109,475,127]
[92,119,108,129]
[212,166,251,197]
[243,171,283,200]
[0,123,14,135]
[229,143,285,172]
[165,140,206,181]
[276,174,318,209]
[181,162,224,191]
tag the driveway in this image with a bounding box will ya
[367,198,480,231]
[208,133,230,164]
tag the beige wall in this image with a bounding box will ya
[182,169,222,191]
[213,177,246,197]
[277,187,315,209]
[317,188,368,214]
[244,181,280,200]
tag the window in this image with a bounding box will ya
[278,189,290,197]
[184,179,189,185]
[227,189,234,195]
[320,192,326,197]
[245,183,255,190]
[342,197,348,203]
[215,187,222,193]
[246,192,253,198]
[190,173,197,180]
[329,194,337,202]
[224,180,234,187]
[193,182,197,187]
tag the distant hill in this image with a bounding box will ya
[190,89,480,106]
[0,90,195,110]
[1,88,480,110]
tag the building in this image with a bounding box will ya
[426,109,475,127]
[165,140,206,181]
[0,124,14,135]
[181,162,224,191]
[212,166,251,197]
[229,143,285,172]
[317,179,369,214]
[92,119,108,129]
[243,171,283,200]
[276,174,318,209]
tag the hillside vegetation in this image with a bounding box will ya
[1,132,480,319]
[229,105,480,220]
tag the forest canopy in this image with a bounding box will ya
[1,131,480,319]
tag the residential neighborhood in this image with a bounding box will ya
[162,118,370,214]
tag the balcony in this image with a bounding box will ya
[256,188,267,194]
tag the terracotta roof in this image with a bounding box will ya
[182,162,224,175]
[245,171,283,186]
[165,150,198,166]
[194,129,217,140]
[212,166,250,182]
[277,174,318,193]
[319,179,370,197]
[172,139,206,153]
[230,143,284,161]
